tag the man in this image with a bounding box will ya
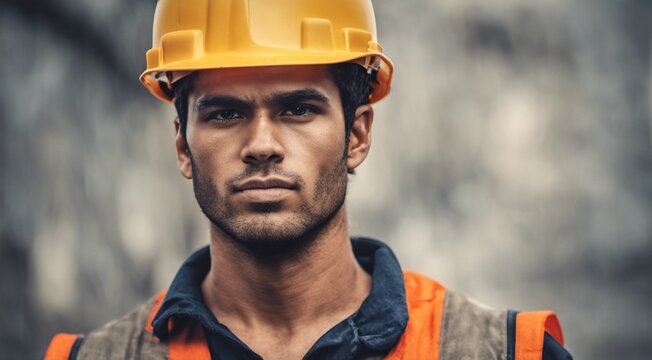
[45,0,572,359]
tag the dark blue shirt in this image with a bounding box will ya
[151,237,572,359]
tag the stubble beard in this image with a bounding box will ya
[191,156,348,257]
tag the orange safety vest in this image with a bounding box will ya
[44,271,565,360]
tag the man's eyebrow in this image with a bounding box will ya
[266,89,330,107]
[194,95,253,112]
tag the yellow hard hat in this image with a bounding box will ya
[140,0,393,104]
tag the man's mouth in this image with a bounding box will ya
[235,178,297,191]
[233,177,297,202]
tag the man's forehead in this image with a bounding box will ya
[188,64,338,102]
[195,65,333,87]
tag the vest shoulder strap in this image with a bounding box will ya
[44,333,82,360]
[144,291,211,360]
[385,270,447,359]
[167,319,212,360]
[515,311,564,360]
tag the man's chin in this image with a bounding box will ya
[210,214,315,252]
[245,201,284,213]
[231,235,314,260]
[217,226,320,263]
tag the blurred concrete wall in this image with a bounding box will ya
[1,0,651,359]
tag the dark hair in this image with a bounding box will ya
[328,63,375,138]
[172,63,374,140]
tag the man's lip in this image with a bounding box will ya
[234,178,297,192]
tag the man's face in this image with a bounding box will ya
[178,65,353,249]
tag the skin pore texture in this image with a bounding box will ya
[174,65,375,360]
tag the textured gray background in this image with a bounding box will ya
[2,0,651,359]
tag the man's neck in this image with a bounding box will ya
[200,206,372,358]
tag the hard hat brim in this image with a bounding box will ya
[140,51,393,104]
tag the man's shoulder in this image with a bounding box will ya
[77,293,167,359]
[400,270,509,358]
[398,270,572,359]
[45,294,168,360]
[402,269,503,317]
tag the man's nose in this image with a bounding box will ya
[240,115,285,165]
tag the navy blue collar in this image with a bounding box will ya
[152,237,408,358]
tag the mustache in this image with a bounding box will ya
[225,164,305,192]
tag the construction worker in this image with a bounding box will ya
[44,0,572,359]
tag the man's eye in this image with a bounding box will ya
[208,110,242,121]
[282,105,316,117]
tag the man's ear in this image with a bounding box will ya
[174,117,193,179]
[346,104,374,172]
